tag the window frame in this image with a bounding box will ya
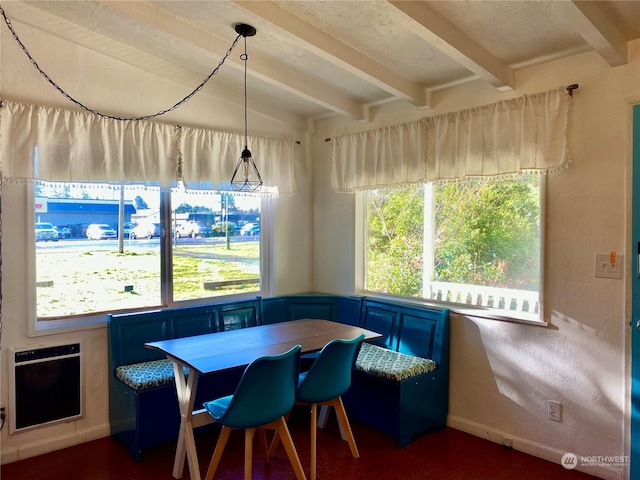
[27,182,272,336]
[355,176,548,326]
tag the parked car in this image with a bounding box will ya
[240,223,254,235]
[240,223,260,236]
[119,222,134,238]
[56,225,72,239]
[86,223,117,240]
[35,222,59,242]
[245,224,260,236]
[130,222,160,239]
[176,220,205,238]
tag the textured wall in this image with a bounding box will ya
[0,21,312,463]
[313,41,640,479]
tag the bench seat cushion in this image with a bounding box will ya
[116,359,188,391]
[355,343,437,382]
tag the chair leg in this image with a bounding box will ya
[267,411,290,459]
[274,416,307,480]
[205,426,231,480]
[245,428,256,480]
[310,403,318,480]
[330,397,359,458]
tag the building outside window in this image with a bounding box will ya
[34,181,261,320]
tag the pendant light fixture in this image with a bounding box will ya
[231,23,262,192]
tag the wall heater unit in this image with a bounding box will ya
[9,342,83,433]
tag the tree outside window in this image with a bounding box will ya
[366,175,541,317]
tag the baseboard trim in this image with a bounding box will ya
[447,415,623,480]
[1,423,111,465]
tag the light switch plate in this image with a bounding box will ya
[595,254,623,279]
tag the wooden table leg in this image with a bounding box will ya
[318,405,347,441]
[172,362,201,480]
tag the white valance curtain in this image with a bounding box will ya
[330,120,425,192]
[0,100,298,196]
[0,101,177,184]
[330,87,571,192]
[180,126,298,196]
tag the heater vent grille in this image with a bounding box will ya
[9,343,83,433]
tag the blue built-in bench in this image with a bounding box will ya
[342,298,450,447]
[108,294,449,460]
[107,298,262,461]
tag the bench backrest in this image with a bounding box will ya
[216,300,262,331]
[359,299,449,365]
[107,295,448,371]
[260,294,363,326]
[108,299,261,369]
[261,294,344,325]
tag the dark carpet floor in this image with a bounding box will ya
[1,407,599,480]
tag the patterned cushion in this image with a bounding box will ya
[355,343,437,382]
[116,359,189,391]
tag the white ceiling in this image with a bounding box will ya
[3,1,640,127]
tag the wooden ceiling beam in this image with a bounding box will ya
[235,0,430,108]
[389,0,515,92]
[555,0,628,67]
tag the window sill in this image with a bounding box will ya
[32,314,108,337]
[30,292,263,337]
[359,292,548,327]
[451,306,548,327]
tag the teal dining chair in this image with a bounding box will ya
[271,334,365,480]
[202,344,306,480]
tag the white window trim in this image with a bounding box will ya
[355,176,548,327]
[27,185,272,337]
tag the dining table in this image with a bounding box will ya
[146,318,381,480]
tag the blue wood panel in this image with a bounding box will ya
[215,300,261,330]
[170,308,217,338]
[288,296,338,320]
[397,310,438,358]
[261,296,289,324]
[359,300,399,349]
[109,313,171,366]
[337,296,362,326]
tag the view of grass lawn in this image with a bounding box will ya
[173,242,260,300]
[36,240,259,318]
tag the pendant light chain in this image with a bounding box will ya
[242,35,249,149]
[0,4,242,121]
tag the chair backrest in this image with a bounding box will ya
[296,334,365,404]
[215,344,302,429]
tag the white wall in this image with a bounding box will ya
[0,21,313,462]
[313,41,640,479]
[2,11,639,480]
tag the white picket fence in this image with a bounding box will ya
[427,281,539,314]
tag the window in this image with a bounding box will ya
[364,175,542,321]
[34,181,261,320]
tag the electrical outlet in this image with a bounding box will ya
[548,400,562,422]
[501,435,513,448]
